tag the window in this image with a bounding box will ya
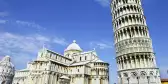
[80,57,82,61]
[141,71,146,78]
[73,53,77,56]
[150,71,154,76]
[85,56,87,60]
[123,73,128,77]
[131,72,137,78]
[57,75,59,81]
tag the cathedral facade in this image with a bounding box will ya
[0,56,15,84]
[111,0,161,84]
[13,40,109,84]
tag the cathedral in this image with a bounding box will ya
[13,40,109,84]
[111,0,161,84]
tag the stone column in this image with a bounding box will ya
[129,55,132,69]
[120,58,122,70]
[125,29,128,39]
[45,72,50,84]
[122,57,125,69]
[117,61,119,70]
[128,56,131,69]
[92,77,95,84]
[134,27,137,37]
[54,74,57,84]
[140,55,143,68]
[143,54,147,68]
[134,54,138,68]
[148,55,152,67]
[141,54,144,68]
[125,56,128,69]
[146,55,149,67]
[107,77,109,84]
[43,74,46,84]
[141,28,144,37]
[137,54,140,68]
[138,55,140,68]
[39,76,41,84]
[137,77,140,84]
[37,76,40,84]
[51,73,54,84]
[104,78,107,84]
[121,58,124,70]
[129,27,133,37]
[96,77,100,84]
[137,27,140,37]
[119,59,121,70]
[130,55,134,68]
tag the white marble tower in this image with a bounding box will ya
[111,0,161,84]
[0,56,15,84]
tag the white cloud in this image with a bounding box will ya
[94,0,111,7]
[0,19,7,24]
[0,32,68,69]
[90,40,113,49]
[0,32,68,54]
[0,11,9,17]
[0,32,42,54]
[15,20,46,30]
[53,37,68,46]
[0,19,46,31]
[35,34,50,42]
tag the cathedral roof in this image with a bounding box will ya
[18,69,29,72]
[60,75,70,79]
[65,40,82,52]
[70,61,90,66]
[91,58,108,64]
[94,59,104,62]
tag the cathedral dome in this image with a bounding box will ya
[65,40,82,52]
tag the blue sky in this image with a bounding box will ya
[0,0,168,83]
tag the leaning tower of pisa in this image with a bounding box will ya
[111,0,161,84]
